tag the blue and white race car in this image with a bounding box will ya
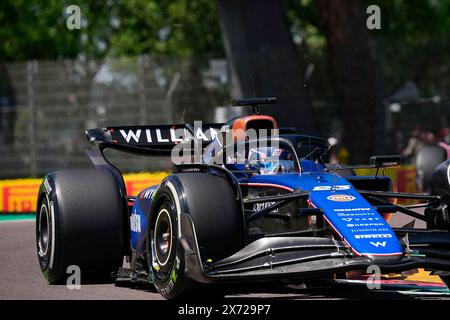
[36,98,450,299]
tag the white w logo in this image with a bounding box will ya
[370,241,387,247]
[120,129,141,143]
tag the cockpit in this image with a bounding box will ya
[239,146,298,175]
[203,112,330,175]
[215,135,330,175]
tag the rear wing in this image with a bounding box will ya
[86,123,224,156]
[85,123,223,196]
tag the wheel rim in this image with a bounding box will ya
[38,203,50,257]
[154,208,173,267]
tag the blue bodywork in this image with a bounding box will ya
[130,158,402,258]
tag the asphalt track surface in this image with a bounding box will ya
[0,216,449,300]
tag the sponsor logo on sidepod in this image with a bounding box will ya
[326,194,356,202]
[130,210,141,233]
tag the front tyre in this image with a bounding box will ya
[147,173,244,300]
[149,195,194,299]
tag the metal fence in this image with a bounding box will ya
[0,56,448,178]
[0,56,240,178]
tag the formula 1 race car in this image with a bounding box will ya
[36,98,450,299]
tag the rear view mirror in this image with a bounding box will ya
[370,155,403,168]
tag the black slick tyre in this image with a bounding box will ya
[147,172,244,300]
[36,169,125,283]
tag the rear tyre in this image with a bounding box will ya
[441,276,450,289]
[36,169,125,284]
[416,146,447,192]
[427,160,450,229]
[147,173,244,300]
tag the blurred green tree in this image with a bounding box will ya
[0,0,224,61]
[0,0,115,60]
[283,0,450,99]
[1,0,447,96]
[110,0,224,57]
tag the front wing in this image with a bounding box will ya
[179,213,450,284]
